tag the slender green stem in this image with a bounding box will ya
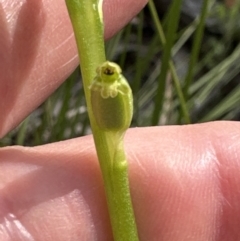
[16,117,29,145]
[133,11,144,125]
[148,0,191,124]
[183,0,209,99]
[119,24,132,67]
[151,0,183,125]
[65,1,139,240]
[147,0,166,45]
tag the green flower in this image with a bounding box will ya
[90,61,133,132]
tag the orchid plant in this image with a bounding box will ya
[0,1,240,241]
[0,0,146,240]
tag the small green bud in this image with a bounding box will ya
[89,61,133,132]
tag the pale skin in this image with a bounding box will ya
[0,1,240,240]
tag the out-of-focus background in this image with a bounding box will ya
[1,0,240,146]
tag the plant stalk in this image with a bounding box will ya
[65,0,139,240]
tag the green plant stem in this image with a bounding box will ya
[16,117,29,145]
[133,11,144,125]
[151,0,183,125]
[183,0,209,99]
[148,0,190,124]
[65,1,139,240]
[152,0,182,125]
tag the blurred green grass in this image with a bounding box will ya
[1,0,239,146]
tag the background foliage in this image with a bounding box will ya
[1,0,240,146]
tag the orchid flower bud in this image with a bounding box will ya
[90,61,133,133]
